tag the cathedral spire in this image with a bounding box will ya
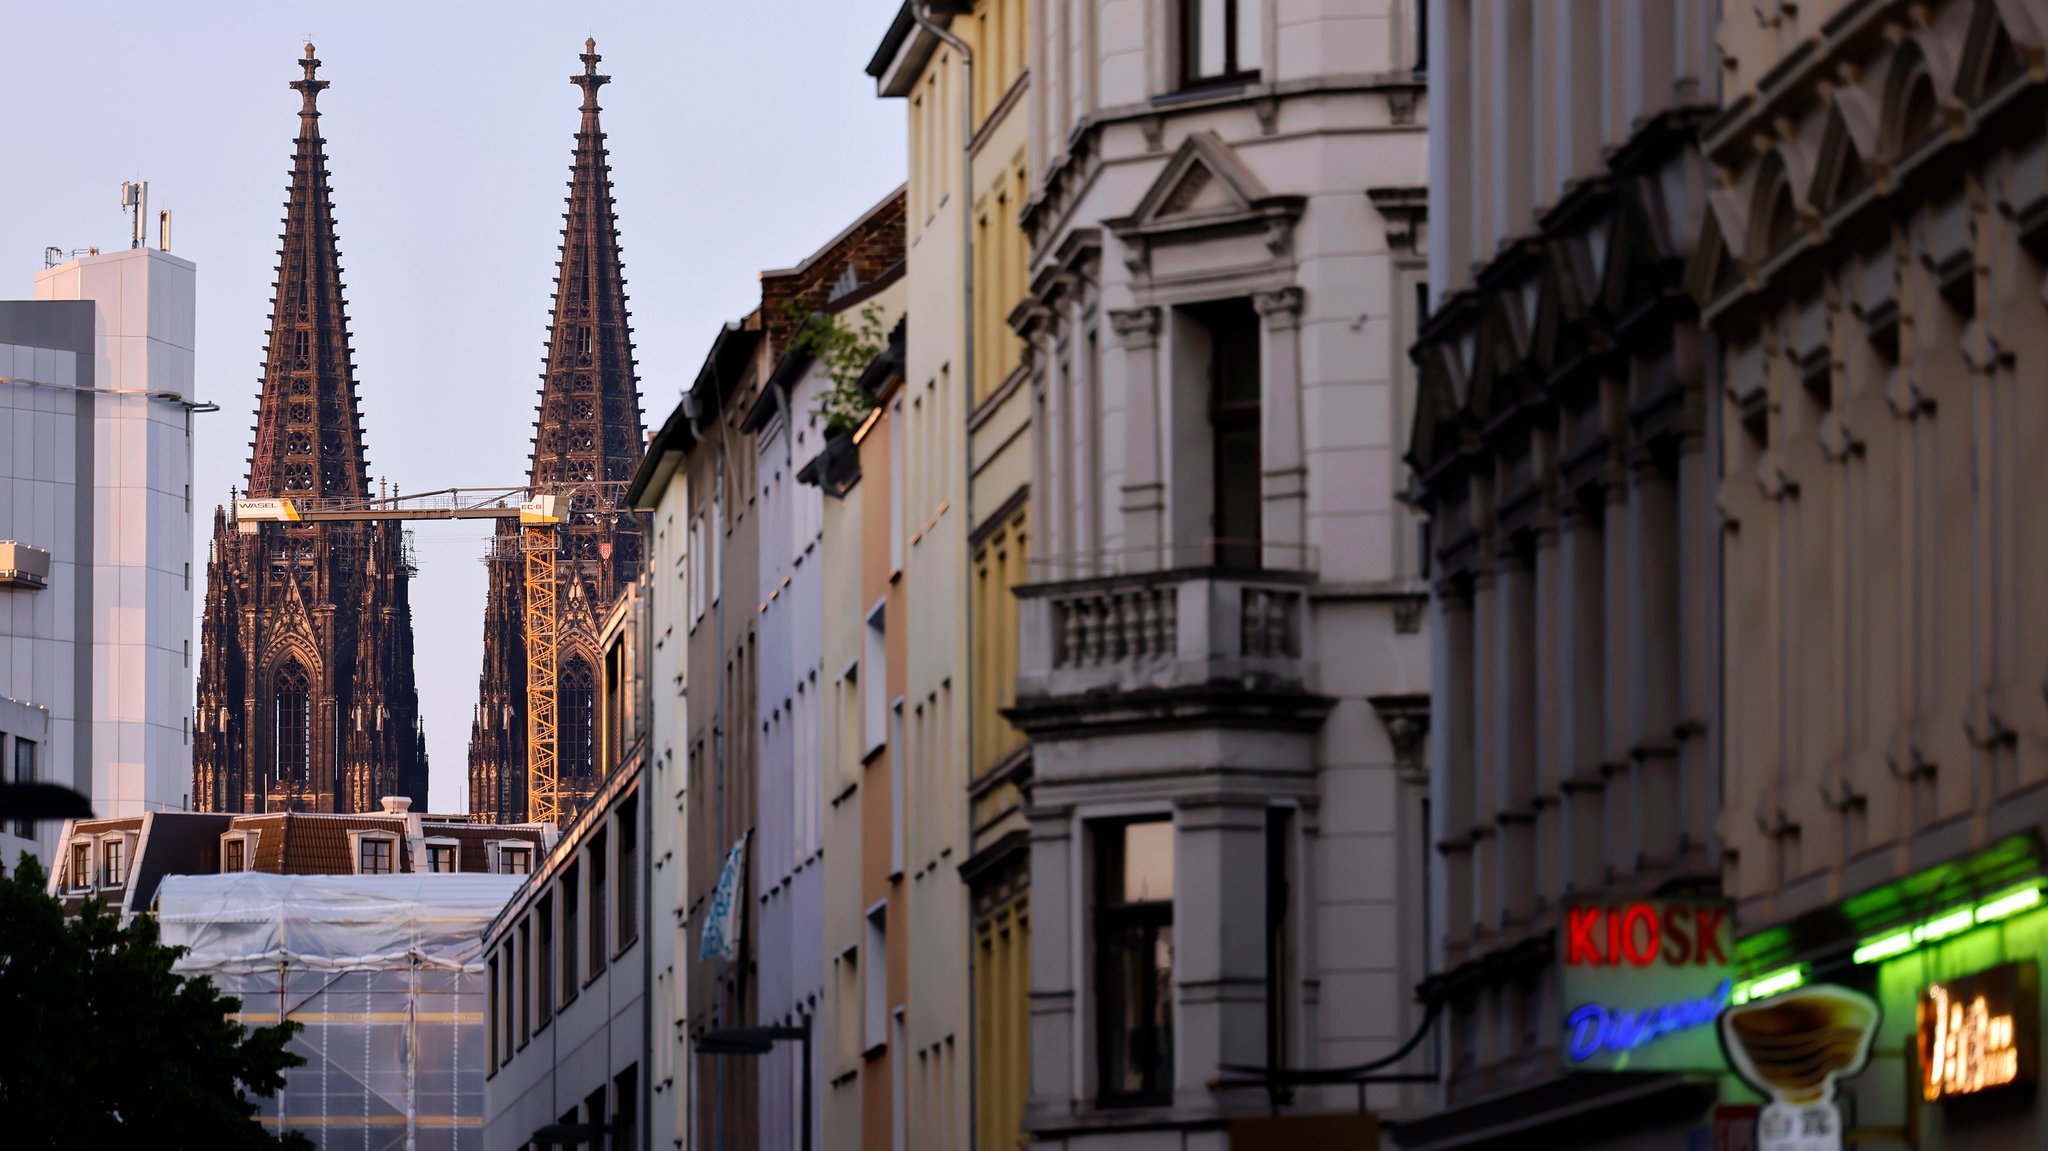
[470,41,646,824]
[250,41,369,500]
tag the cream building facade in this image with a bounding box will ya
[1696,0,2048,1144]
[1006,2,1431,1146]
[1400,2,1727,1147]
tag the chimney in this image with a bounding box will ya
[380,795,412,815]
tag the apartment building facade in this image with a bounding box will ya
[869,2,1040,1146]
[483,582,654,1150]
[1005,1,1431,1146]
[1693,0,2048,1145]
[1399,1,1726,1147]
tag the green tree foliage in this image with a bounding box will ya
[784,300,888,436]
[0,854,311,1150]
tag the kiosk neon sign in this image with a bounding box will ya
[1564,979,1732,1061]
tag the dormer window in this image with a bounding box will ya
[69,840,91,892]
[495,844,534,875]
[351,831,399,875]
[223,836,246,872]
[426,840,461,874]
[100,836,127,887]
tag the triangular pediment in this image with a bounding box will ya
[1685,189,1751,311]
[1960,0,2042,103]
[1406,340,1469,478]
[1127,131,1271,226]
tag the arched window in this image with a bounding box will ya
[561,656,596,787]
[274,660,312,786]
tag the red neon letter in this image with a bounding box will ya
[1622,904,1660,966]
[1608,905,1622,965]
[1694,908,1728,966]
[1662,905,1693,965]
[1567,907,1602,965]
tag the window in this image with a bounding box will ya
[864,605,888,755]
[357,835,395,875]
[562,656,597,789]
[836,945,861,1070]
[498,844,534,874]
[889,399,905,569]
[865,902,889,1053]
[1095,819,1175,1106]
[70,841,90,891]
[1196,300,1262,568]
[562,863,581,1001]
[589,830,609,977]
[487,956,500,1075]
[101,837,126,887]
[518,918,532,1048]
[222,835,247,873]
[612,1065,638,1151]
[273,661,312,786]
[427,842,459,874]
[501,946,516,1066]
[890,700,906,876]
[578,325,593,356]
[293,329,309,359]
[1264,809,1292,1076]
[537,893,555,1028]
[618,798,639,950]
[11,737,34,838]
[1180,0,1261,87]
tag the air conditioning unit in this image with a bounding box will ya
[0,541,51,590]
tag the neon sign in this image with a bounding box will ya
[1919,962,2036,1101]
[1558,899,1735,1072]
[1565,979,1732,1061]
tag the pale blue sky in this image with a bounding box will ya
[0,0,908,812]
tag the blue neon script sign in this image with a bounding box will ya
[1565,979,1732,1062]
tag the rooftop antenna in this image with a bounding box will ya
[120,180,148,250]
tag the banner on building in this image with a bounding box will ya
[698,831,749,963]
[1557,898,1734,1072]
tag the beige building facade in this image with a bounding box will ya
[1697,0,2048,1144]
[1401,1,1726,1147]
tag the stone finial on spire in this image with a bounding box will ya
[573,37,610,113]
[290,41,328,119]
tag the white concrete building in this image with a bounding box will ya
[1006,2,1432,1146]
[0,244,200,871]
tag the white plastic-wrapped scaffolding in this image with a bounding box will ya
[157,872,527,1151]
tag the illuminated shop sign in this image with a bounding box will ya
[1919,962,2036,1102]
[1559,899,1735,1072]
[1720,984,1881,1151]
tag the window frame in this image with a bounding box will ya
[490,841,535,875]
[1092,816,1177,1108]
[69,838,93,892]
[220,830,259,873]
[98,832,132,888]
[350,830,399,876]
[424,837,461,874]
[1178,0,1262,90]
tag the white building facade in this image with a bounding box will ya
[1008,2,1432,1146]
[0,245,200,870]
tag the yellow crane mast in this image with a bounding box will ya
[234,486,576,824]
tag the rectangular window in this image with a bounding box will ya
[589,830,608,977]
[561,864,581,1002]
[223,836,246,873]
[102,838,126,886]
[11,738,34,838]
[1181,0,1261,87]
[890,700,906,877]
[357,837,394,875]
[864,605,888,756]
[501,946,516,1066]
[537,893,555,1028]
[293,329,309,359]
[499,845,533,874]
[612,1065,638,1151]
[889,399,905,570]
[1095,818,1175,1106]
[1265,808,1292,1075]
[836,946,861,1070]
[70,842,90,891]
[518,918,532,1048]
[1195,300,1263,568]
[487,955,500,1075]
[618,798,639,950]
[865,903,889,1053]
[427,843,458,873]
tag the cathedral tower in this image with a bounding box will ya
[193,45,428,814]
[468,40,646,823]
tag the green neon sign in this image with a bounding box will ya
[1850,882,2044,966]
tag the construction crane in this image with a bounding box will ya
[234,486,574,824]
